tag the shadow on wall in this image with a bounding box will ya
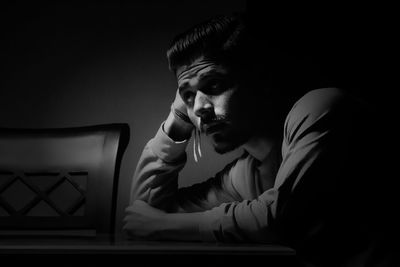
[0,1,246,234]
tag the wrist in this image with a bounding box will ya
[162,212,202,241]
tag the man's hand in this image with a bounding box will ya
[123,200,204,241]
[164,90,194,141]
[123,200,168,240]
[172,89,192,124]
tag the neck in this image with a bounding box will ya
[243,134,278,162]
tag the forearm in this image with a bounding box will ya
[130,149,182,210]
[160,212,204,241]
[130,112,193,210]
[125,192,278,242]
[159,193,278,242]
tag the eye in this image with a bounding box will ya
[182,91,195,105]
[210,82,220,91]
[203,81,228,95]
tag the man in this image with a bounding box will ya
[123,14,391,266]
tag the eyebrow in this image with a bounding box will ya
[178,69,226,92]
[198,69,225,80]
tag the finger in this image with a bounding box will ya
[122,225,134,237]
[123,215,135,223]
[125,204,139,213]
[125,206,133,213]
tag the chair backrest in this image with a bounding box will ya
[0,123,129,237]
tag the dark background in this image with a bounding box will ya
[0,0,246,234]
[0,1,393,234]
[247,2,394,106]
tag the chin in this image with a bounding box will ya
[213,143,238,154]
[211,132,248,154]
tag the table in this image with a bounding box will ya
[0,235,298,267]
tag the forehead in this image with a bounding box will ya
[176,58,229,89]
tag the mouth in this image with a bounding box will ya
[202,122,226,135]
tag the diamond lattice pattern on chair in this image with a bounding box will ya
[0,171,87,217]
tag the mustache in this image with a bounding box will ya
[200,115,229,132]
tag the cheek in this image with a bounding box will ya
[212,90,236,117]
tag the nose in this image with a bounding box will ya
[193,91,213,119]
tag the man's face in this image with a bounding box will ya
[176,57,255,154]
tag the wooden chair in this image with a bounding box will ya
[0,123,129,237]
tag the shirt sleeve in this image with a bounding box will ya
[129,123,187,210]
[129,123,247,211]
[198,88,363,243]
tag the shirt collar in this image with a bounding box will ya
[242,135,276,162]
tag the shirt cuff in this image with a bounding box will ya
[149,122,189,163]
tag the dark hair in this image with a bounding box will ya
[166,13,326,115]
[166,13,248,74]
[166,13,323,136]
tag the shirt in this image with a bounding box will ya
[129,87,378,265]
